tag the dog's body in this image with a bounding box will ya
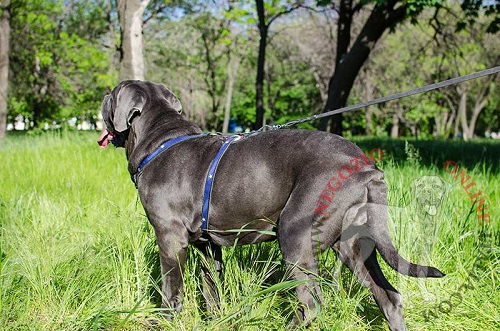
[99,80,444,331]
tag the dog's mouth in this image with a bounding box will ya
[417,195,442,216]
[97,129,115,148]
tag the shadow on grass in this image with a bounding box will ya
[353,137,500,173]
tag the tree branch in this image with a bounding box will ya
[143,2,168,26]
[267,1,305,27]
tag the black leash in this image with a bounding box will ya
[257,66,500,131]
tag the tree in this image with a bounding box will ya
[262,17,327,128]
[421,5,499,140]
[8,0,112,129]
[316,0,500,136]
[452,19,498,139]
[253,0,304,130]
[145,1,252,132]
[0,0,10,140]
[347,2,500,139]
[145,17,209,128]
[318,0,418,135]
[222,38,243,134]
[287,9,336,104]
[196,11,232,131]
[117,0,150,81]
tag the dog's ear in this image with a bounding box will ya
[100,94,112,127]
[160,85,182,114]
[114,85,146,132]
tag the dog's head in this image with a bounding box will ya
[412,175,447,216]
[97,80,183,148]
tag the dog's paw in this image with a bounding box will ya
[287,307,315,329]
[144,317,160,328]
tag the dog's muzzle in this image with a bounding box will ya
[98,129,114,148]
[98,129,127,148]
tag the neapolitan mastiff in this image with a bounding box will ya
[98,80,444,330]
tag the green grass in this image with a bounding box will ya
[0,131,499,330]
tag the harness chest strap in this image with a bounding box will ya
[201,135,242,232]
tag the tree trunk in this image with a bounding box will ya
[117,0,150,81]
[361,68,374,135]
[443,94,458,139]
[466,79,494,139]
[200,30,221,131]
[435,109,455,139]
[460,88,490,140]
[320,1,407,135]
[459,91,470,140]
[364,107,372,135]
[254,0,267,130]
[319,0,352,134]
[434,112,443,137]
[445,109,456,138]
[0,0,11,140]
[390,112,399,138]
[454,106,460,139]
[222,56,240,134]
[468,96,488,139]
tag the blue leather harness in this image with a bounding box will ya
[136,134,205,175]
[134,133,242,233]
[201,135,242,231]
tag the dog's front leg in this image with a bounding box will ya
[194,242,223,313]
[154,224,188,319]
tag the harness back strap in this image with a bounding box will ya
[201,135,242,232]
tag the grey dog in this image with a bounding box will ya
[98,80,444,330]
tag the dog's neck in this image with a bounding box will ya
[125,111,202,175]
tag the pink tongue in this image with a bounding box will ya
[97,129,112,148]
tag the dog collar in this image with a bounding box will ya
[201,135,242,232]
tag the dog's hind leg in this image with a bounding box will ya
[334,208,407,331]
[334,237,407,331]
[194,242,223,313]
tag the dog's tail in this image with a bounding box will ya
[366,177,445,278]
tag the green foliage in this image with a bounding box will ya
[231,83,257,129]
[8,0,114,128]
[352,2,500,138]
[404,140,422,166]
[459,0,500,33]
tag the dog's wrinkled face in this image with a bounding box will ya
[97,80,183,148]
[412,175,446,216]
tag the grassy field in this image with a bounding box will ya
[0,131,499,331]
